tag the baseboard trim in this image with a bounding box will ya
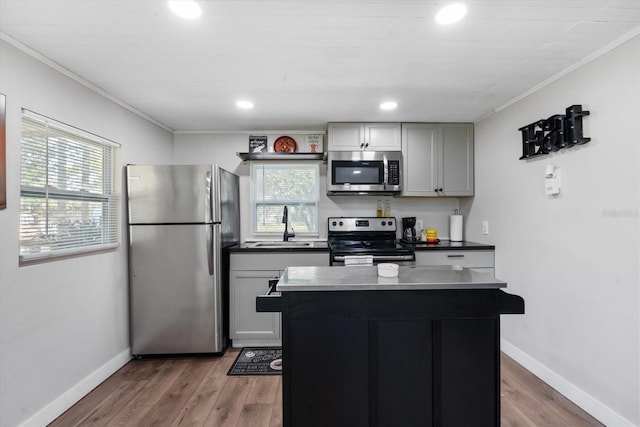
[231,340,282,348]
[501,338,636,427]
[18,348,132,427]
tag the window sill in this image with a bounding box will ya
[19,243,119,266]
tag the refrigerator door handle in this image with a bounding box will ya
[205,169,212,224]
[208,223,222,277]
[206,224,214,275]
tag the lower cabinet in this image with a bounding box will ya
[229,269,281,346]
[229,251,329,347]
[288,318,497,426]
[281,289,522,427]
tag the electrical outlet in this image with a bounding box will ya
[482,220,489,235]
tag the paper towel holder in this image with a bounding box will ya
[450,210,463,242]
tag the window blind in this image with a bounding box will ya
[19,110,120,262]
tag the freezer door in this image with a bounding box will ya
[126,164,213,224]
[214,166,241,247]
[129,224,223,355]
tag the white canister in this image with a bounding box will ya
[377,263,399,277]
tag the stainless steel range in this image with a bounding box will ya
[328,217,415,266]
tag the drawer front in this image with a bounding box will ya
[415,250,494,268]
[231,252,329,270]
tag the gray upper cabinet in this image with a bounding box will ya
[441,124,474,196]
[401,123,438,196]
[328,122,401,151]
[401,123,474,197]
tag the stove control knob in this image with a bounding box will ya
[332,221,337,226]
[339,221,344,226]
[381,221,386,226]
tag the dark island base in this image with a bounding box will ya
[280,290,524,427]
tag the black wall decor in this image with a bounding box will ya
[518,104,590,160]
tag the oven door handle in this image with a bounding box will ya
[256,278,282,313]
[333,254,415,262]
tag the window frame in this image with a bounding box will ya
[19,110,121,264]
[250,162,320,238]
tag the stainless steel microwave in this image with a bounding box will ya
[327,151,402,195]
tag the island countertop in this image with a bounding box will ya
[276,265,506,291]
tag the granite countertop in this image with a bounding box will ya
[276,265,506,292]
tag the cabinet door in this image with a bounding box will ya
[289,320,370,426]
[376,320,433,426]
[401,123,439,196]
[328,122,365,151]
[229,270,281,344]
[365,123,402,151]
[440,124,474,196]
[439,318,498,426]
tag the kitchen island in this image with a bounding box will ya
[261,265,524,427]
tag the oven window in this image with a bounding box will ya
[332,161,382,184]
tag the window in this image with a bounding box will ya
[19,110,120,262]
[251,163,319,236]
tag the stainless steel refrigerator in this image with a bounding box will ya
[126,164,240,356]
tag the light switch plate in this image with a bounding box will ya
[482,221,489,235]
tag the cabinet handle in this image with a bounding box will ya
[364,142,369,148]
[360,142,365,148]
[447,254,464,258]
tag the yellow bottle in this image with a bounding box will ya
[376,200,383,217]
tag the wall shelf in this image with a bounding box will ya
[236,152,326,162]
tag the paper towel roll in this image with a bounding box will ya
[450,215,463,242]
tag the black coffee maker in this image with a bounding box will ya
[402,217,418,242]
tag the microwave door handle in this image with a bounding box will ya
[383,156,389,187]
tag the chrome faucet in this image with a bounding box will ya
[282,206,295,242]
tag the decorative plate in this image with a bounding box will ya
[273,136,297,153]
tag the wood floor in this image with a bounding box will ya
[49,349,603,427]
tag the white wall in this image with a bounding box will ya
[464,35,640,425]
[0,41,173,427]
[7,26,636,427]
[173,133,460,241]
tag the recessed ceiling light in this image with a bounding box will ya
[168,1,202,20]
[236,100,254,109]
[380,101,398,111]
[435,3,467,25]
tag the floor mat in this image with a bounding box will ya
[227,347,282,376]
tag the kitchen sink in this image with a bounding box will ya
[248,241,313,248]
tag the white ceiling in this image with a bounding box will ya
[1,0,640,132]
